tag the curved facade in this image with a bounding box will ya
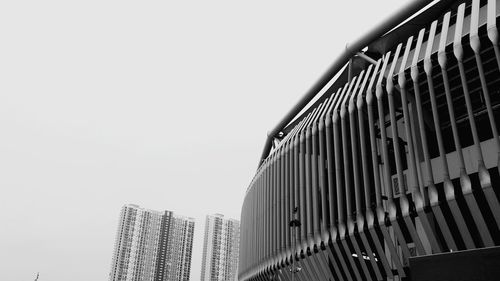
[239,1,500,280]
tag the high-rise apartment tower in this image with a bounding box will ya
[200,214,240,281]
[109,204,195,281]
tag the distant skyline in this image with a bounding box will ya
[0,1,412,280]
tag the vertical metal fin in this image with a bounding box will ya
[470,0,500,232]
[437,11,476,250]
[424,19,459,252]
[366,57,405,278]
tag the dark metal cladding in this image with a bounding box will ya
[240,1,500,280]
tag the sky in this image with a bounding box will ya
[0,1,412,280]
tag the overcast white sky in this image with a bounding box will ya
[0,1,412,280]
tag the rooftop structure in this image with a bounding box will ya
[239,0,500,280]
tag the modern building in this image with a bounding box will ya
[109,204,195,281]
[201,214,240,281]
[239,0,500,280]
